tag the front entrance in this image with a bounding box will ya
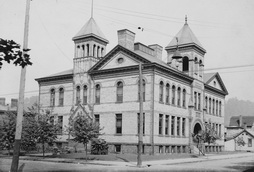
[193,123,202,135]
[193,123,202,143]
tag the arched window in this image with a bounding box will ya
[82,45,85,57]
[182,89,186,108]
[97,46,100,58]
[199,60,203,76]
[76,86,80,105]
[86,44,89,56]
[194,57,198,74]
[172,85,176,105]
[101,48,104,57]
[59,88,64,106]
[205,96,208,111]
[219,101,222,116]
[182,56,189,71]
[212,99,215,114]
[209,98,211,114]
[77,45,80,57]
[83,85,87,105]
[95,84,100,104]
[138,79,145,101]
[117,81,123,103]
[166,83,170,104]
[50,88,55,107]
[93,44,96,57]
[216,100,218,116]
[177,87,181,107]
[159,81,164,102]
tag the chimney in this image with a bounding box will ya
[11,99,18,108]
[148,44,163,61]
[117,29,135,51]
[239,115,243,127]
[0,98,5,106]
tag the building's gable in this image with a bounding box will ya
[204,73,228,95]
[89,45,151,73]
[99,51,140,70]
[208,77,223,91]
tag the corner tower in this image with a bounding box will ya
[165,17,206,81]
[72,17,109,74]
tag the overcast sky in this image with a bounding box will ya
[0,0,254,103]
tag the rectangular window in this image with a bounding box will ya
[94,114,100,125]
[159,114,163,135]
[198,93,201,110]
[116,114,122,134]
[182,118,185,136]
[166,86,169,104]
[248,139,252,147]
[115,145,121,153]
[83,86,87,105]
[57,116,63,135]
[137,113,145,134]
[159,146,163,153]
[165,146,169,153]
[177,117,180,136]
[219,124,221,136]
[194,92,197,110]
[165,115,169,135]
[171,116,175,136]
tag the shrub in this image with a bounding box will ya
[91,138,108,155]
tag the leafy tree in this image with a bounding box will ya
[69,114,102,161]
[236,137,245,147]
[195,122,220,145]
[0,111,16,155]
[35,109,58,157]
[0,38,32,69]
[21,112,38,152]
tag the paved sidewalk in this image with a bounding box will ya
[7,152,252,167]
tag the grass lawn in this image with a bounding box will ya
[49,151,242,162]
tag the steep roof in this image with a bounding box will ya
[229,116,254,127]
[166,22,206,53]
[72,17,108,43]
[204,73,216,83]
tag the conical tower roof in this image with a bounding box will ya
[166,20,206,53]
[72,17,109,43]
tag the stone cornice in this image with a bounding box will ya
[165,43,206,56]
[35,74,73,84]
[205,84,228,96]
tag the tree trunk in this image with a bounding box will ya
[42,142,45,158]
[85,143,88,162]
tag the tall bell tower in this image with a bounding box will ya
[72,17,109,74]
[165,16,206,82]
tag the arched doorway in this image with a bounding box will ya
[193,123,202,143]
[194,123,202,135]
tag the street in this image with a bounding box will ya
[0,154,254,172]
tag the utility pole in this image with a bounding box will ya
[10,0,31,171]
[137,63,143,167]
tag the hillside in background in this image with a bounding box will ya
[225,98,254,126]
